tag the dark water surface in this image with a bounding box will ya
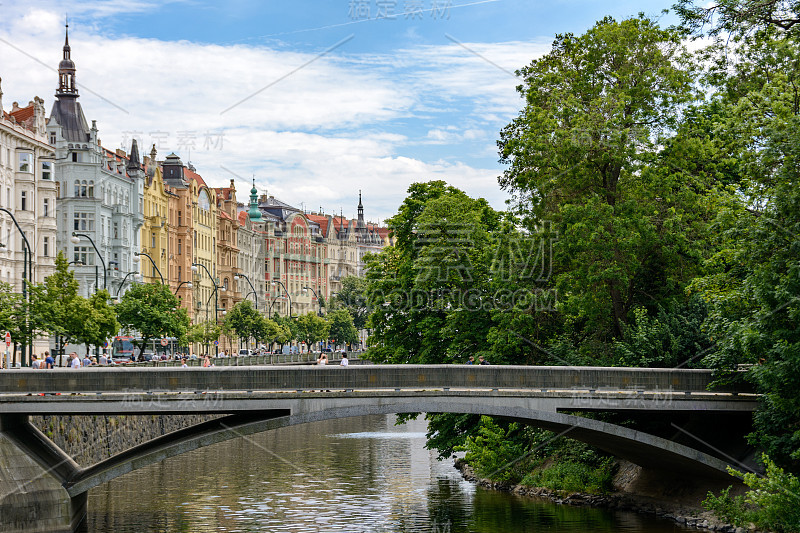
[86,415,685,532]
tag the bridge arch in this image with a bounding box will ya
[64,401,736,496]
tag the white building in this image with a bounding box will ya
[0,79,58,355]
[48,27,143,298]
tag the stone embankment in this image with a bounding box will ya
[455,459,762,533]
[31,414,219,466]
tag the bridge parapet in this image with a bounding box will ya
[0,365,744,395]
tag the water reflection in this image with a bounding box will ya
[85,415,682,532]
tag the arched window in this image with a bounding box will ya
[88,180,94,198]
[74,181,80,197]
[80,180,87,197]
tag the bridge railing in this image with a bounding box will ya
[124,351,365,367]
[0,365,748,395]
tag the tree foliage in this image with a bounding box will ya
[116,283,190,356]
[327,308,359,347]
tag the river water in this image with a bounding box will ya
[85,415,684,532]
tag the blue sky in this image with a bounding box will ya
[0,0,677,221]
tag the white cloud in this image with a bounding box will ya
[0,5,547,221]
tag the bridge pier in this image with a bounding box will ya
[0,415,85,533]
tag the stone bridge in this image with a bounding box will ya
[0,365,756,532]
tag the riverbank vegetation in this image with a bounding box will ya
[360,0,800,520]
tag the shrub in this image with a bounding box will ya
[703,454,800,532]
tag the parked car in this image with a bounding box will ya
[238,349,253,356]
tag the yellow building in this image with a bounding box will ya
[186,166,218,333]
[139,145,169,286]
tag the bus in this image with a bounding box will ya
[111,336,182,362]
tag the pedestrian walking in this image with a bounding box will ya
[44,351,54,369]
[340,353,349,366]
[317,353,328,365]
[478,355,489,365]
[467,356,475,365]
[69,353,81,369]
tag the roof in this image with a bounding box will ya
[184,166,207,188]
[237,211,249,225]
[305,214,330,236]
[9,104,34,123]
[48,98,90,143]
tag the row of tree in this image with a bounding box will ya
[362,1,800,473]
[2,253,362,361]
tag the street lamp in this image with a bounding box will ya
[303,286,324,317]
[267,293,282,316]
[174,280,193,295]
[133,251,164,285]
[271,279,292,317]
[71,232,106,290]
[234,273,258,308]
[114,272,141,299]
[0,208,32,366]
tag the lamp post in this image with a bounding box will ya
[114,272,140,299]
[174,280,193,296]
[0,208,32,367]
[71,232,106,290]
[134,251,164,284]
[270,279,292,317]
[194,262,224,355]
[234,273,258,308]
[302,286,324,317]
[267,293,282,316]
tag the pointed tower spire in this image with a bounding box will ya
[248,177,262,221]
[356,190,366,233]
[127,138,141,170]
[57,19,77,97]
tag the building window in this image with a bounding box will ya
[74,181,80,197]
[43,199,49,217]
[18,153,32,172]
[73,246,94,265]
[113,222,119,239]
[41,161,52,180]
[20,191,26,211]
[88,180,94,198]
[178,239,182,255]
[178,266,182,282]
[73,212,95,231]
[71,152,78,163]
[49,132,56,145]
[178,211,182,226]
[43,237,49,257]
[151,233,156,248]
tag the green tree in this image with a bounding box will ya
[116,283,190,357]
[75,289,120,358]
[334,276,369,330]
[677,0,800,470]
[223,300,263,349]
[364,180,500,364]
[327,308,358,348]
[295,312,330,350]
[187,320,222,355]
[0,282,22,340]
[28,252,87,362]
[497,15,703,344]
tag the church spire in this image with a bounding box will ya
[248,177,262,221]
[356,190,366,233]
[57,19,78,97]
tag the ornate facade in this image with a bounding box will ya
[49,28,143,298]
